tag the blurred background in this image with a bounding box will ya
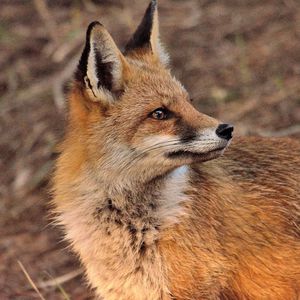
[0,0,299,299]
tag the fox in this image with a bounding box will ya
[52,1,300,299]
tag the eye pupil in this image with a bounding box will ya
[151,108,167,120]
[154,110,164,119]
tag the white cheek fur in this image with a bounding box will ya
[139,129,225,154]
[140,135,177,149]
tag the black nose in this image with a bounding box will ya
[216,124,234,140]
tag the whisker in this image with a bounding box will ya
[100,136,219,177]
[118,139,218,175]
[119,140,183,173]
[121,141,218,172]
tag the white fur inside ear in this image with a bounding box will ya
[156,40,170,66]
[150,7,170,66]
[84,76,115,103]
[85,28,123,103]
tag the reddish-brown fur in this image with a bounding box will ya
[160,137,300,299]
[52,2,300,299]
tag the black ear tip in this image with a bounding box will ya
[151,0,157,7]
[149,0,157,12]
[88,21,101,28]
[145,0,157,16]
[87,21,103,35]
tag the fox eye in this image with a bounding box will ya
[150,108,170,120]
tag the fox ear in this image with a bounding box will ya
[125,0,169,65]
[76,22,127,103]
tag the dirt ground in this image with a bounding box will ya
[0,0,299,299]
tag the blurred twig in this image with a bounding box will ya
[52,54,80,111]
[0,76,53,114]
[18,261,46,300]
[224,98,260,122]
[259,124,300,137]
[282,0,297,8]
[82,0,99,13]
[0,53,80,114]
[34,0,59,46]
[26,161,53,193]
[52,33,84,62]
[38,268,84,289]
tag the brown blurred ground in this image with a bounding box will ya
[0,0,299,299]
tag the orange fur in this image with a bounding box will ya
[52,2,300,299]
[160,138,300,299]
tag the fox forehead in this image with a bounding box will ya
[124,59,189,106]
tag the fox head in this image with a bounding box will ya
[66,0,233,185]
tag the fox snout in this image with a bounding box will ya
[162,122,234,164]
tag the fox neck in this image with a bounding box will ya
[80,163,190,229]
[59,163,189,298]
[89,147,183,192]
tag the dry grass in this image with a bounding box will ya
[18,261,47,300]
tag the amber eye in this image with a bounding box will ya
[150,108,169,120]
